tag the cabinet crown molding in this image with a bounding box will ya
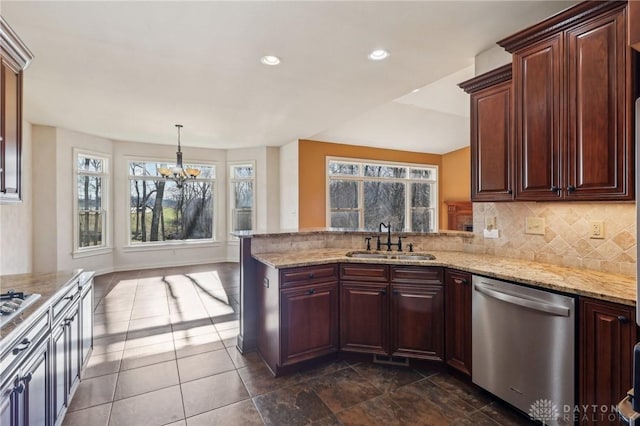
[0,16,34,71]
[458,64,512,94]
[498,1,626,53]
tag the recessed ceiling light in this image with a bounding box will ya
[411,88,421,93]
[260,55,281,66]
[368,49,389,61]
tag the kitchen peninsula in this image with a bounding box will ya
[236,229,636,418]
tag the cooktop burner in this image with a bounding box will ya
[0,290,41,327]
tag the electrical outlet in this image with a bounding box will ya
[485,216,496,230]
[590,220,605,239]
[525,217,545,235]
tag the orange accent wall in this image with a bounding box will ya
[298,139,443,229]
[441,147,471,229]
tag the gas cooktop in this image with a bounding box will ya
[0,290,41,328]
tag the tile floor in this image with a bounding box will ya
[63,263,535,426]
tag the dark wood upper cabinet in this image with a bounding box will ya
[566,8,631,200]
[0,17,33,203]
[498,1,634,201]
[459,64,514,202]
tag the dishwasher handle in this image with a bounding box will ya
[474,282,571,317]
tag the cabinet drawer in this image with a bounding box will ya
[52,283,80,322]
[341,264,389,282]
[0,311,49,377]
[280,264,338,288]
[391,266,443,284]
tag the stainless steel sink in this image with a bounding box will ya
[346,251,435,261]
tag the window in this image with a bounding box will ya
[229,163,255,233]
[328,158,438,232]
[128,160,216,245]
[74,151,109,253]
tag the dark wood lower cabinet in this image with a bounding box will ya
[444,270,472,376]
[280,281,338,366]
[340,281,389,355]
[391,283,444,361]
[580,297,636,425]
[340,265,444,360]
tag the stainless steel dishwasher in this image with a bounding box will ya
[472,275,575,425]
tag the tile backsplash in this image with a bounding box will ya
[470,202,636,277]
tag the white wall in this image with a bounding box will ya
[7,124,287,275]
[474,45,511,75]
[32,126,115,274]
[279,140,299,230]
[0,120,33,275]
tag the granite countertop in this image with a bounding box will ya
[0,269,85,343]
[252,249,637,306]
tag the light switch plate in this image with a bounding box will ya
[525,217,545,235]
[485,216,496,230]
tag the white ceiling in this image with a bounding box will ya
[2,1,575,153]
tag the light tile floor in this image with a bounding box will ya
[63,263,534,426]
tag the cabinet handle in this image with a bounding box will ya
[12,338,31,355]
[64,293,76,301]
[392,290,400,296]
[453,278,468,285]
[379,289,387,296]
[308,273,314,279]
[507,189,513,195]
[21,372,32,384]
[550,186,560,193]
[618,315,629,324]
[567,185,576,193]
[307,289,315,295]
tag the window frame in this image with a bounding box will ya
[228,161,256,238]
[125,156,218,248]
[326,157,438,232]
[73,148,111,257]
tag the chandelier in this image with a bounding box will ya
[158,124,201,188]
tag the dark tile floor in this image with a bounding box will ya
[63,263,535,426]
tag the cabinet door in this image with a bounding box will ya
[471,79,514,201]
[80,283,93,366]
[0,379,16,426]
[67,307,81,394]
[280,282,338,366]
[340,281,389,355]
[0,60,21,199]
[52,323,66,423]
[390,284,444,361]
[580,298,636,424]
[22,339,49,426]
[566,7,632,200]
[514,34,563,200]
[444,270,472,376]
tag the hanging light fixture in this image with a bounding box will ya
[157,124,201,188]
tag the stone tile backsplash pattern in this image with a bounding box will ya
[251,202,636,277]
[470,202,636,277]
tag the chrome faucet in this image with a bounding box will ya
[378,222,403,251]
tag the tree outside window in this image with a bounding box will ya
[128,160,215,244]
[75,152,109,251]
[230,164,254,232]
[328,159,437,232]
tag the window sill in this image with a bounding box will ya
[72,247,113,259]
[123,240,222,252]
